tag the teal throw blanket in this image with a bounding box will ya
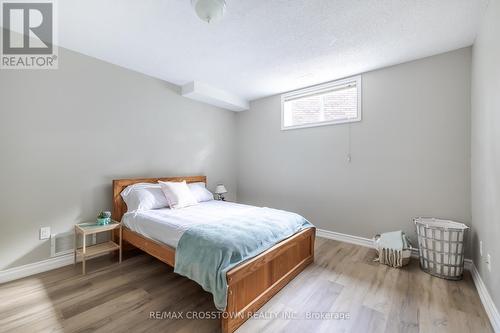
[174,207,313,311]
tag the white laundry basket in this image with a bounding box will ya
[414,217,469,280]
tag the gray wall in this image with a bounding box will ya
[236,48,471,249]
[0,47,237,270]
[0,40,475,275]
[471,0,500,312]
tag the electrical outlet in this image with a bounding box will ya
[40,227,51,240]
[480,240,483,257]
[487,254,491,272]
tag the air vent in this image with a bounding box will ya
[50,231,97,257]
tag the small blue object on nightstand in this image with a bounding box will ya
[96,211,111,225]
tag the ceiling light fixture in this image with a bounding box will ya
[191,0,226,23]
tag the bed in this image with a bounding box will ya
[112,176,315,333]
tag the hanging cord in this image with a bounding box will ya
[347,121,352,163]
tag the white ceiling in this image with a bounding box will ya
[58,0,488,103]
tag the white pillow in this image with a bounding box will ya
[120,183,169,212]
[159,181,198,209]
[188,182,214,202]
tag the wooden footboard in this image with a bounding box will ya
[118,226,315,333]
[112,176,315,333]
[222,227,315,333]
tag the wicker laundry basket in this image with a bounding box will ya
[414,217,469,280]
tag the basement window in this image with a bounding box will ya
[281,75,362,130]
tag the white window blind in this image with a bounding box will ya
[281,76,362,130]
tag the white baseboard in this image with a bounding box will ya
[316,228,374,248]
[470,263,500,332]
[464,258,473,271]
[316,228,495,331]
[316,228,419,255]
[0,253,74,284]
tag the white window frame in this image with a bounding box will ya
[281,75,362,130]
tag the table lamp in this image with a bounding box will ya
[215,184,227,201]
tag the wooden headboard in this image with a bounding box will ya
[112,175,207,222]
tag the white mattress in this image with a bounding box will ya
[122,200,257,248]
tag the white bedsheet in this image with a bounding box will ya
[122,200,257,248]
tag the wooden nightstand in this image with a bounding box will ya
[74,221,122,274]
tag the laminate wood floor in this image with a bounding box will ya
[0,237,492,333]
